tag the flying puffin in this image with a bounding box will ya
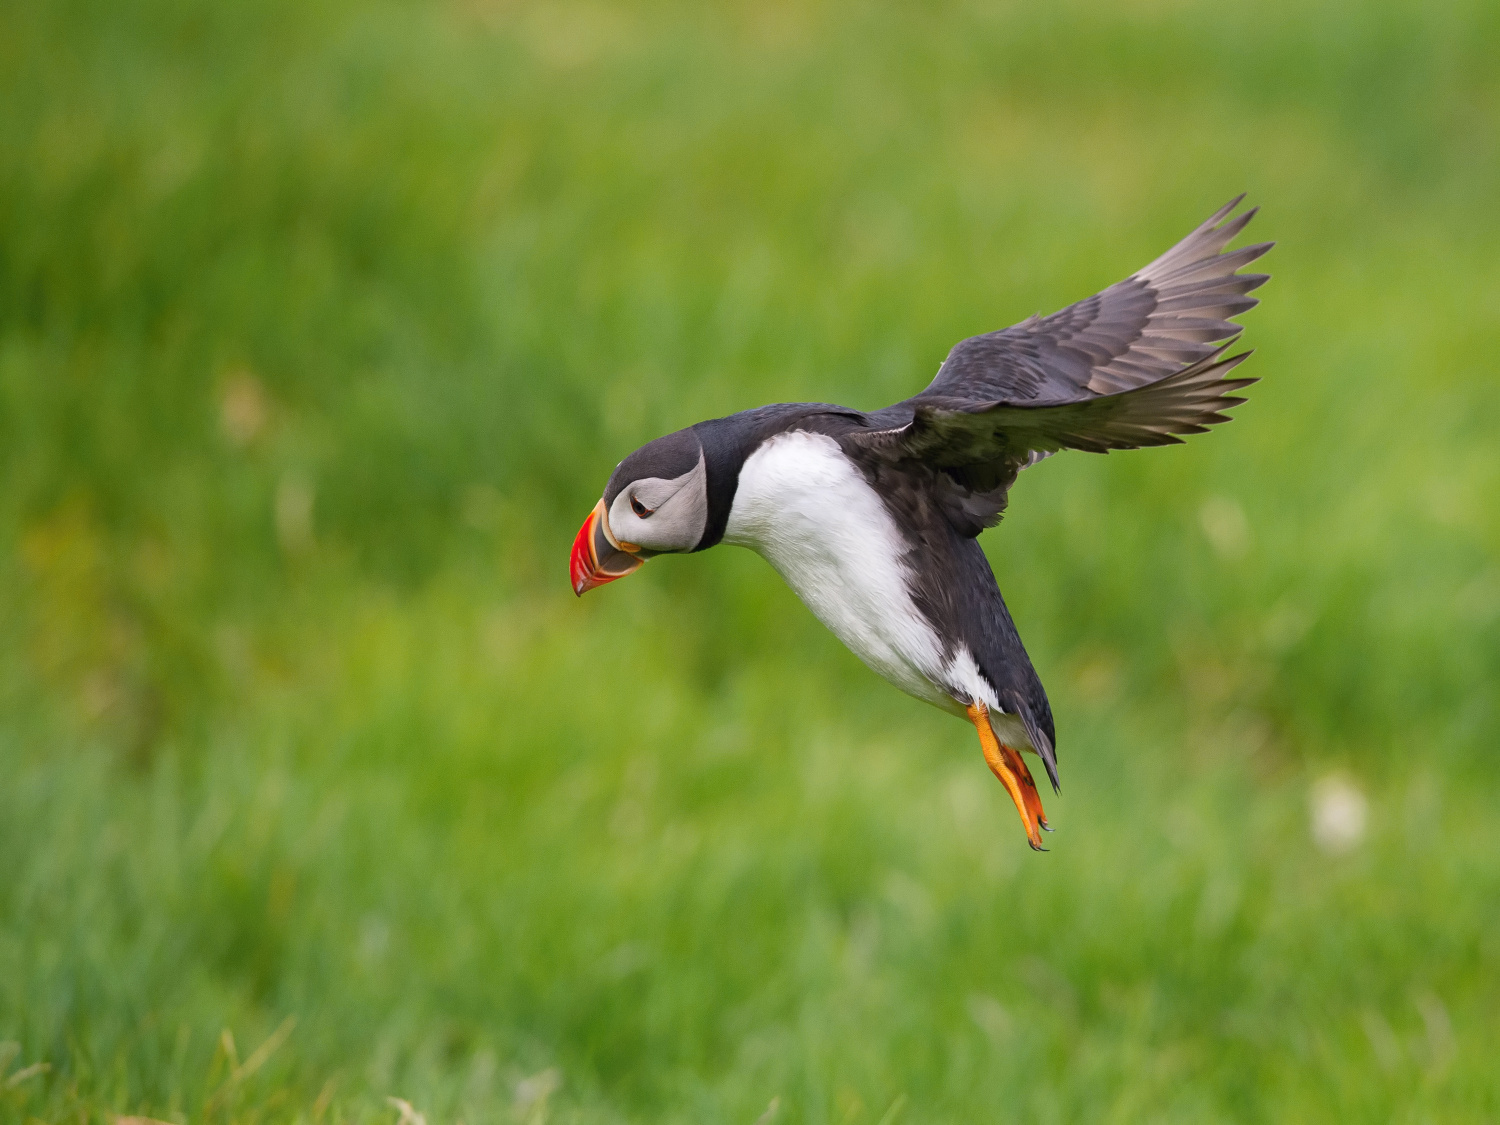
[570,197,1270,850]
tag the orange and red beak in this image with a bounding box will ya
[571,498,646,596]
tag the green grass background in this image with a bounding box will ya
[3,0,1499,1120]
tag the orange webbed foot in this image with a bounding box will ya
[966,701,1051,850]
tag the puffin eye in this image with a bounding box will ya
[630,496,654,518]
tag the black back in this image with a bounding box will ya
[840,434,1058,785]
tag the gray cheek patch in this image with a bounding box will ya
[632,474,687,511]
[610,452,708,553]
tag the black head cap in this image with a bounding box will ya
[604,426,704,507]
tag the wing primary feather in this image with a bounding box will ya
[853,200,1269,534]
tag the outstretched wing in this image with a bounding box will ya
[851,197,1270,534]
[919,195,1269,405]
[884,343,1255,461]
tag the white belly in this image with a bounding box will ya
[722,430,960,712]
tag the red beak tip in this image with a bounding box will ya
[569,511,597,596]
[570,501,642,596]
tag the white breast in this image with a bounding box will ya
[722,430,961,713]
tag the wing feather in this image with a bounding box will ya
[847,198,1271,536]
[909,196,1270,406]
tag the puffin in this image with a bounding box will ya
[570,197,1270,850]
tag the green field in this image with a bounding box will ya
[3,0,1499,1121]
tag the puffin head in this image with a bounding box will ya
[571,425,710,595]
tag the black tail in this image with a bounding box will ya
[999,686,1059,794]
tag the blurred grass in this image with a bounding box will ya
[2,0,1500,1120]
